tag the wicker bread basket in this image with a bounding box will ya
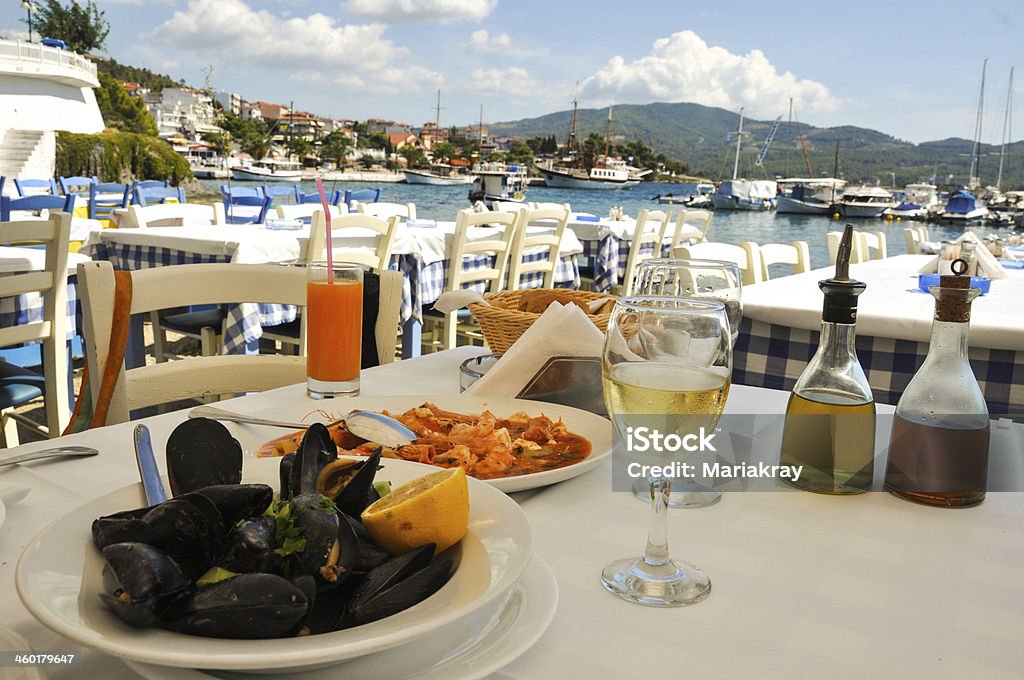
[468,289,616,353]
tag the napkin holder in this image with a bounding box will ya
[517,356,607,417]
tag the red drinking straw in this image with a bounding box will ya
[315,177,334,283]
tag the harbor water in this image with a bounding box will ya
[206,179,1018,272]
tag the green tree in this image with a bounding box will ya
[201,130,231,157]
[94,71,157,135]
[321,130,352,169]
[398,144,427,168]
[430,141,458,164]
[219,112,271,158]
[286,136,311,161]
[505,141,535,166]
[31,0,109,53]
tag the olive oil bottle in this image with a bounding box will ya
[780,226,876,494]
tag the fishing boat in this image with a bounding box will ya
[230,158,302,182]
[536,101,649,190]
[468,162,528,208]
[776,178,845,215]
[939,188,988,224]
[838,186,897,218]
[883,183,940,220]
[710,108,776,211]
[403,164,473,185]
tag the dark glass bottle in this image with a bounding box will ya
[884,260,989,507]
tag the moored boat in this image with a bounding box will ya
[883,183,940,220]
[710,108,776,211]
[231,159,302,182]
[776,178,845,215]
[468,163,528,208]
[403,165,473,185]
[838,186,896,218]
[939,188,989,224]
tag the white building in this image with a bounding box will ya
[214,90,242,116]
[144,87,217,142]
[0,38,103,182]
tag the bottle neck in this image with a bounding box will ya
[927,319,970,360]
[817,321,858,361]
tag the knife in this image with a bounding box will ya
[0,446,98,467]
[133,425,167,505]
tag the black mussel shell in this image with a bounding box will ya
[143,498,221,579]
[290,494,343,581]
[349,556,455,626]
[166,418,242,497]
[340,513,391,573]
[279,452,297,501]
[92,506,156,551]
[220,516,282,574]
[318,450,383,517]
[350,543,435,607]
[172,573,309,639]
[289,424,337,499]
[195,484,274,527]
[306,577,359,633]
[100,543,191,627]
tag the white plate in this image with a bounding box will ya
[250,394,612,493]
[124,555,557,680]
[16,457,533,673]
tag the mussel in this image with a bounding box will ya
[173,573,310,639]
[219,516,282,574]
[166,418,243,497]
[137,496,224,579]
[92,506,157,551]
[195,484,274,527]
[99,542,191,627]
[315,449,383,517]
[346,544,456,626]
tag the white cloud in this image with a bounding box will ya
[467,67,538,96]
[468,29,511,52]
[343,0,497,24]
[580,31,835,117]
[150,0,442,93]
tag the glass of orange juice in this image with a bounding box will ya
[306,263,363,398]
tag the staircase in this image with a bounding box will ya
[0,130,51,188]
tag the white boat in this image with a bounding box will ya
[403,166,473,185]
[883,183,940,220]
[231,158,302,182]
[710,108,776,211]
[468,163,528,208]
[939,188,989,224]
[838,186,896,218]
[776,178,845,215]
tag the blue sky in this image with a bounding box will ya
[3,0,1020,144]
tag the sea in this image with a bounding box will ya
[205,179,1018,273]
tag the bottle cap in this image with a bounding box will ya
[820,225,866,324]
[932,258,980,322]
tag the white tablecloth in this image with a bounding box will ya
[79,225,303,265]
[743,254,1024,352]
[1,347,1021,679]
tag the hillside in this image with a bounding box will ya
[489,102,1023,189]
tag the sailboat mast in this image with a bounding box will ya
[568,87,579,163]
[793,102,813,176]
[434,89,442,146]
[604,107,612,158]
[996,66,1013,190]
[732,107,744,180]
[968,59,987,189]
[478,104,484,149]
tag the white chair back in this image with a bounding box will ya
[77,261,307,425]
[493,201,530,212]
[828,230,886,264]
[276,203,346,222]
[670,209,712,248]
[356,201,416,220]
[307,212,398,270]
[754,241,811,280]
[0,213,71,442]
[676,241,764,286]
[621,209,672,295]
[123,203,225,228]
[507,205,570,289]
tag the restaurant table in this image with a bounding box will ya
[1,346,1022,679]
[736,254,1024,415]
[79,222,583,359]
[566,214,677,292]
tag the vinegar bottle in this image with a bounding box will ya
[884,259,989,507]
[780,225,876,494]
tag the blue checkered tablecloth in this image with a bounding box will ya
[85,241,295,355]
[581,234,673,292]
[0,278,78,343]
[734,317,1023,416]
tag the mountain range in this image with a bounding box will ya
[488,102,1023,189]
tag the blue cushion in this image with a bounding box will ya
[0,362,44,409]
[161,308,227,333]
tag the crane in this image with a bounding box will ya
[754,116,782,167]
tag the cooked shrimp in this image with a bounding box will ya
[471,443,517,477]
[433,444,476,469]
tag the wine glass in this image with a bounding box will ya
[630,258,743,507]
[602,296,732,607]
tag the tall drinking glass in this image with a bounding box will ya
[306,263,363,398]
[631,258,743,507]
[602,297,732,606]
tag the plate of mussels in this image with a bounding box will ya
[15,419,533,673]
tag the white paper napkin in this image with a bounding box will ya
[467,303,606,397]
[917,231,1008,279]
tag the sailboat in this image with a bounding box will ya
[710,108,777,211]
[403,91,473,186]
[776,100,845,215]
[940,60,990,224]
[536,99,650,189]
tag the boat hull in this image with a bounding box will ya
[403,170,473,186]
[776,196,834,215]
[839,203,889,218]
[539,169,639,190]
[710,194,773,211]
[231,168,302,182]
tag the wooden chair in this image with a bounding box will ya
[88,183,131,220]
[676,241,764,286]
[1,194,75,221]
[0,213,72,445]
[827,230,887,264]
[276,203,346,223]
[77,261,308,425]
[423,208,518,352]
[752,241,811,280]
[356,201,416,220]
[13,178,57,196]
[223,195,272,224]
[295,189,343,206]
[133,185,185,206]
[305,212,399,269]
[620,209,672,295]
[58,175,97,196]
[669,209,712,249]
[342,188,381,209]
[903,227,931,254]
[122,203,225,228]
[507,205,570,289]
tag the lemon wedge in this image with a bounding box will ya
[361,467,469,556]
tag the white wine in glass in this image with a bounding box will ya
[601,297,732,607]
